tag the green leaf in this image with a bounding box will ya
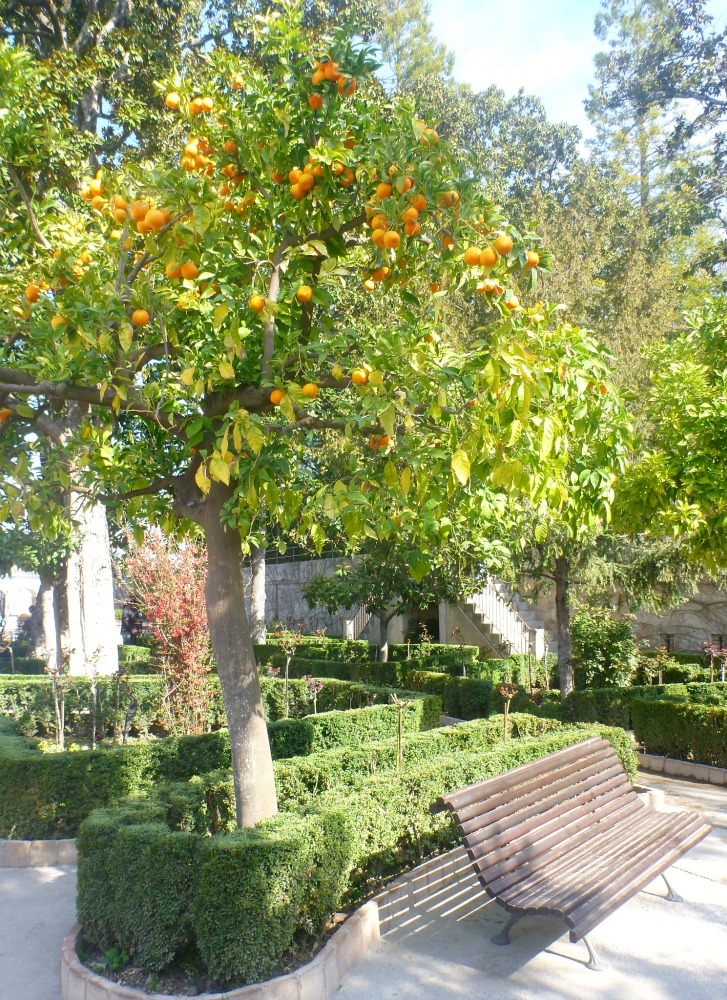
[451,449,471,485]
[13,404,34,419]
[193,204,211,235]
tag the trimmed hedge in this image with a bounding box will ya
[388,642,479,664]
[0,656,47,675]
[254,636,374,663]
[633,698,727,767]
[0,692,439,838]
[0,674,417,740]
[266,696,441,759]
[560,682,727,729]
[77,721,636,985]
[404,670,493,720]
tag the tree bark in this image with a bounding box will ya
[250,543,267,645]
[203,484,278,827]
[554,556,573,697]
[378,613,391,662]
[34,574,59,669]
[66,494,118,675]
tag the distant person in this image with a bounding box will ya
[121,603,143,644]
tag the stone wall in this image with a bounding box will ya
[244,557,349,635]
[525,580,727,654]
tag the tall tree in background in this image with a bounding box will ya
[377,0,453,92]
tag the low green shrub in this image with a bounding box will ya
[0,690,438,838]
[388,642,480,665]
[267,696,441,758]
[633,698,727,766]
[266,656,405,687]
[560,684,689,728]
[117,645,152,665]
[77,720,635,985]
[403,670,492,719]
[0,674,414,740]
[0,656,47,675]
[254,636,374,664]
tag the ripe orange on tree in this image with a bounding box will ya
[350,368,368,385]
[180,261,199,280]
[302,383,318,398]
[248,294,265,312]
[479,247,497,267]
[463,246,481,266]
[0,408,13,422]
[296,285,313,303]
[383,231,400,249]
[131,308,150,326]
[269,388,284,405]
[165,92,180,109]
[308,93,323,110]
[494,233,514,256]
[525,251,540,269]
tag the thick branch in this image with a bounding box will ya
[5,163,51,250]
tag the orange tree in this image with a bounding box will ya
[0,5,617,826]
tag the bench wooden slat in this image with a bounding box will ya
[565,816,710,941]
[501,805,668,908]
[436,738,607,814]
[474,792,643,884]
[462,767,630,855]
[513,811,693,914]
[486,797,648,898]
[458,758,626,839]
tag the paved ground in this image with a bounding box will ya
[0,773,724,1000]
[338,777,727,1000]
[638,769,727,829]
[0,865,76,1000]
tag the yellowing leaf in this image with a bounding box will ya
[331,363,343,380]
[540,416,556,461]
[245,422,265,455]
[379,403,396,437]
[181,367,195,386]
[195,463,211,494]
[118,325,133,353]
[400,466,412,496]
[279,393,295,422]
[218,360,235,380]
[451,449,471,485]
[213,302,230,330]
[233,422,243,452]
[209,453,231,485]
[383,460,399,490]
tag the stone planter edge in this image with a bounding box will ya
[0,837,77,868]
[637,751,727,786]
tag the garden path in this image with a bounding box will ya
[0,864,76,1000]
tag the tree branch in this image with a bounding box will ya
[5,162,51,250]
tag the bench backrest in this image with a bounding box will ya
[433,737,641,895]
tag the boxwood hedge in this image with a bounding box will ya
[77,720,635,985]
[632,698,727,767]
[0,692,440,838]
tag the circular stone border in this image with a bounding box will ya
[0,837,77,868]
[61,900,380,1000]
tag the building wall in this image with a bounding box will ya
[525,580,727,654]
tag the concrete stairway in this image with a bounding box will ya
[460,579,553,659]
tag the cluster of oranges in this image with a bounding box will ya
[180,135,219,177]
[309,58,357,106]
[273,155,355,201]
[80,176,175,237]
[368,433,391,450]
[164,92,215,116]
[364,169,434,252]
[269,382,319,406]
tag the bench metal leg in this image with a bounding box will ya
[661,873,683,902]
[583,935,604,971]
[491,913,521,945]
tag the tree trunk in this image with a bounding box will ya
[554,556,573,698]
[66,494,118,675]
[378,613,390,662]
[250,543,267,644]
[203,484,278,827]
[34,575,59,669]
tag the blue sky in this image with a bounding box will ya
[428,0,727,139]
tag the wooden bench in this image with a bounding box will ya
[432,736,712,969]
